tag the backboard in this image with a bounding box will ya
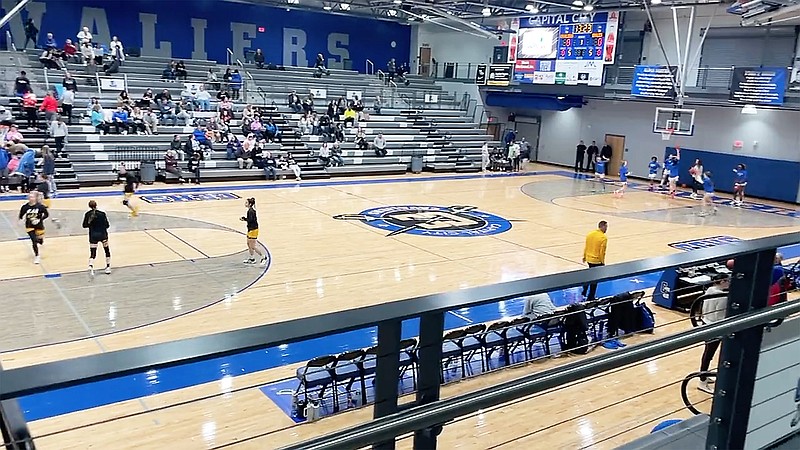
[653,107,695,136]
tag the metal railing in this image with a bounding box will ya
[0,232,798,450]
[366,59,374,76]
[226,48,234,67]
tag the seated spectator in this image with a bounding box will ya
[129,107,147,134]
[164,149,186,183]
[284,153,301,181]
[219,107,233,125]
[185,134,201,160]
[261,150,278,180]
[333,123,345,143]
[117,90,132,111]
[242,104,255,121]
[522,293,557,319]
[180,86,198,111]
[302,94,315,113]
[206,117,225,143]
[230,69,242,100]
[216,88,230,102]
[162,61,176,80]
[62,72,78,92]
[330,141,344,167]
[63,39,79,63]
[299,114,312,135]
[14,71,31,97]
[318,114,331,138]
[254,49,265,69]
[40,92,59,124]
[317,141,332,167]
[175,100,193,125]
[237,134,256,169]
[343,106,357,127]
[311,112,320,135]
[249,117,264,139]
[111,106,130,134]
[174,60,188,80]
[0,106,12,124]
[326,100,336,120]
[193,125,213,149]
[187,151,202,185]
[0,144,9,193]
[103,55,120,76]
[195,86,211,111]
[218,97,233,113]
[374,96,383,115]
[137,88,154,109]
[206,68,219,91]
[77,26,92,46]
[287,90,302,113]
[373,133,387,157]
[313,53,330,78]
[155,89,172,103]
[44,33,57,50]
[4,125,23,143]
[170,134,184,160]
[39,49,64,70]
[355,127,368,150]
[90,104,109,134]
[265,119,281,143]
[226,134,242,160]
[158,98,178,126]
[80,42,95,66]
[143,108,158,135]
[336,96,347,117]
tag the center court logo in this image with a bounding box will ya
[333,205,512,237]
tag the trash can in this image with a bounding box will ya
[140,160,156,185]
[411,154,423,174]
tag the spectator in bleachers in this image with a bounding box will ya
[219,107,233,126]
[373,133,387,157]
[91,104,109,135]
[93,42,106,66]
[285,153,301,180]
[242,104,255,120]
[162,62,176,80]
[318,113,331,138]
[226,134,242,160]
[23,19,38,49]
[175,101,193,125]
[185,134,201,160]
[14,71,31,97]
[303,94,315,113]
[261,150,278,180]
[522,293,557,319]
[155,89,173,103]
[48,115,68,157]
[333,123,345,142]
[230,70,242,100]
[343,106,356,127]
[41,145,57,195]
[265,119,281,143]
[136,88,154,109]
[63,39,79,63]
[142,108,158,135]
[175,61,188,80]
[331,141,344,167]
[481,142,489,172]
[0,144,9,193]
[207,68,219,91]
[193,125,213,149]
[287,91,302,113]
[80,42,95,66]
[336,96,347,118]
[238,134,255,169]
[317,141,332,167]
[111,106,130,134]
[62,72,78,92]
[164,149,186,183]
[311,112,320,135]
[44,33,57,50]
[109,36,124,63]
[117,91,132,111]
[187,151,201,184]
[103,56,121,76]
[77,26,92,45]
[299,114,312,135]
[355,127,368,150]
[353,96,366,121]
[0,106,11,124]
[169,134,184,160]
[195,86,211,111]
[4,125,23,143]
[17,145,36,179]
[129,107,147,134]
[386,58,396,85]
[180,86,197,111]
[325,100,335,120]
[158,98,178,126]
[254,49,265,69]
[22,91,38,130]
[40,92,59,124]
[247,116,263,139]
[218,97,233,114]
[222,67,233,88]
[314,53,330,78]
[39,49,64,70]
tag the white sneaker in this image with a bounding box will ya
[89,266,95,278]
[243,258,255,264]
[34,256,41,264]
[697,380,714,394]
[104,266,112,275]
[260,257,268,266]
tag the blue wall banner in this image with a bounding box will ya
[729,67,788,105]
[631,65,677,99]
[2,0,411,71]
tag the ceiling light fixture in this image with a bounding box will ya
[572,0,584,5]
[287,0,298,4]
[388,9,397,16]
[525,4,540,13]
[482,7,492,16]
[651,0,662,4]
[323,4,332,10]
[393,0,402,3]
[741,104,758,115]
[583,4,594,10]
[340,2,350,10]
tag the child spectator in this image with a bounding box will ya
[22,91,38,130]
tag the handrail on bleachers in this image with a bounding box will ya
[0,232,798,450]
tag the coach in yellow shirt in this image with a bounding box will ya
[582,220,608,301]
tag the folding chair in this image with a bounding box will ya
[294,355,337,413]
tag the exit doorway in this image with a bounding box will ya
[603,134,625,175]
[418,47,431,77]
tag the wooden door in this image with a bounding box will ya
[419,47,431,76]
[487,123,501,141]
[604,134,625,175]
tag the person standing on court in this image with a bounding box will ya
[586,141,598,172]
[574,140,586,173]
[582,220,608,302]
[600,141,613,175]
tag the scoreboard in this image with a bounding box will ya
[508,12,619,86]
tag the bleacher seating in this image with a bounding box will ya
[1,49,499,188]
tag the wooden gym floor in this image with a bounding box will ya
[1,164,798,449]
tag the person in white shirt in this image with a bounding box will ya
[508,141,521,172]
[48,116,69,157]
[481,142,489,172]
[77,27,92,45]
[697,277,729,394]
[109,36,124,62]
[60,89,75,124]
[522,293,557,318]
[373,133,387,157]
[689,159,704,199]
[318,141,332,166]
[195,86,211,111]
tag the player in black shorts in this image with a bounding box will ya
[19,191,49,264]
[240,197,267,266]
[120,166,140,217]
[82,200,112,277]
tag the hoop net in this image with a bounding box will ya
[661,128,674,141]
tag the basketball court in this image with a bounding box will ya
[1,165,798,449]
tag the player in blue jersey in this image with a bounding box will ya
[664,148,681,198]
[614,161,629,197]
[647,156,661,191]
[593,155,608,192]
[732,163,748,206]
[699,171,718,216]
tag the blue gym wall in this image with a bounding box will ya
[666,147,800,204]
[1,0,411,71]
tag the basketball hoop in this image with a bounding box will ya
[661,128,674,141]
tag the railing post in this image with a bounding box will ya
[413,311,445,449]
[373,319,402,450]
[706,248,776,450]
[43,68,50,91]
[95,72,102,95]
